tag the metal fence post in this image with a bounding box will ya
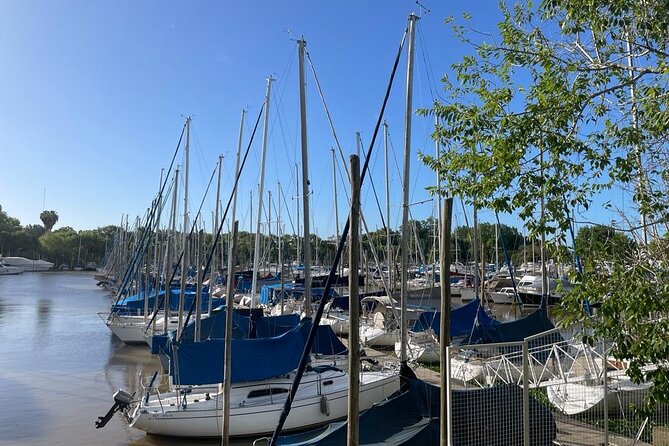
[523,338,530,446]
[602,339,609,445]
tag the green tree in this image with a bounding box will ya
[574,224,636,269]
[421,0,669,408]
[40,210,59,232]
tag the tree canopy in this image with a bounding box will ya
[40,210,59,232]
[421,0,669,409]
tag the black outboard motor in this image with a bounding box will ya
[95,389,134,429]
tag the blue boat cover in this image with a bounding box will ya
[112,286,223,315]
[277,379,556,445]
[260,283,340,305]
[411,299,499,340]
[469,305,563,348]
[171,319,311,385]
[149,308,251,355]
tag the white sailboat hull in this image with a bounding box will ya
[360,325,398,348]
[104,314,177,345]
[129,369,400,438]
[546,377,651,416]
[395,331,440,364]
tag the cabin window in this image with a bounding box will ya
[247,388,289,399]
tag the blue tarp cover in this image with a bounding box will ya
[411,299,499,340]
[469,305,563,348]
[260,283,340,305]
[171,319,311,385]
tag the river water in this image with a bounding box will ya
[0,271,545,446]
[0,272,232,446]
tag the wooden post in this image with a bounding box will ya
[347,155,361,446]
[222,221,239,445]
[440,198,453,446]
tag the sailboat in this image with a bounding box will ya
[126,320,398,438]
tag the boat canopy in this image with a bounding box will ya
[410,299,499,339]
[169,318,346,385]
[171,319,311,385]
[469,305,563,350]
[260,283,341,306]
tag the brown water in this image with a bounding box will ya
[0,272,553,446]
[0,272,246,446]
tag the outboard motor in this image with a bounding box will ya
[95,389,134,429]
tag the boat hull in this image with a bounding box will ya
[129,370,400,438]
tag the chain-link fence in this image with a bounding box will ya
[444,329,669,445]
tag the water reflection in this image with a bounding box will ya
[0,298,7,324]
[36,298,52,331]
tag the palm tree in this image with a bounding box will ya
[40,210,59,232]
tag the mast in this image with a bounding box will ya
[384,121,392,292]
[355,132,363,282]
[249,191,253,269]
[298,38,312,317]
[177,117,191,338]
[230,109,245,271]
[210,155,223,317]
[164,168,179,334]
[295,163,300,267]
[399,13,418,363]
[278,181,285,314]
[221,220,238,445]
[331,148,340,277]
[268,190,273,272]
[250,77,273,306]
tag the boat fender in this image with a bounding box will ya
[320,395,330,416]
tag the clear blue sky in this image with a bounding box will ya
[0,1,622,239]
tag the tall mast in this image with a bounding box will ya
[355,132,363,280]
[211,155,223,303]
[399,13,418,363]
[229,109,245,271]
[384,121,392,292]
[164,168,179,334]
[250,77,273,306]
[298,38,312,316]
[278,181,285,314]
[295,163,300,266]
[177,117,191,338]
[249,190,253,268]
[230,110,246,230]
[331,148,340,276]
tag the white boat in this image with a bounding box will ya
[394,329,439,363]
[101,312,177,345]
[360,295,400,348]
[320,309,349,337]
[488,286,517,304]
[128,364,400,438]
[0,256,53,272]
[546,373,652,416]
[0,260,22,275]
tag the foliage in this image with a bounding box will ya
[40,210,59,232]
[573,224,636,266]
[421,0,669,245]
[422,0,669,406]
